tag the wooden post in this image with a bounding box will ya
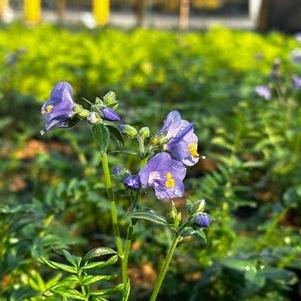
[134,0,145,26]
[179,0,190,30]
[0,0,9,22]
[56,0,66,21]
[24,0,41,24]
[93,0,110,26]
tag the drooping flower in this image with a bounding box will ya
[139,152,186,200]
[292,76,301,89]
[41,81,75,134]
[124,175,141,190]
[159,111,199,166]
[195,213,210,228]
[255,85,271,100]
[102,107,120,121]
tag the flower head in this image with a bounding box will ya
[159,111,199,166]
[139,152,186,200]
[124,175,141,190]
[41,81,75,134]
[292,76,301,89]
[255,85,271,100]
[102,107,120,121]
[195,213,210,228]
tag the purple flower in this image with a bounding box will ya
[292,76,301,89]
[139,152,186,200]
[41,82,75,134]
[124,175,141,190]
[291,49,301,63]
[255,85,271,100]
[102,107,121,121]
[195,213,210,228]
[159,111,199,166]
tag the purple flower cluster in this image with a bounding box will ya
[41,82,121,133]
[125,111,199,200]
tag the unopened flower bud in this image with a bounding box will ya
[74,104,84,114]
[119,124,137,138]
[103,91,116,106]
[124,175,141,190]
[74,104,89,118]
[102,107,121,121]
[195,213,210,228]
[112,167,131,182]
[170,201,181,227]
[139,127,150,139]
[95,97,103,106]
[87,112,101,124]
[197,199,206,213]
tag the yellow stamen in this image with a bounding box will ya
[165,172,175,188]
[188,143,199,158]
[45,104,54,113]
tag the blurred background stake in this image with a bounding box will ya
[56,0,66,22]
[24,0,41,24]
[134,0,145,26]
[0,0,9,21]
[93,0,110,26]
[179,0,190,30]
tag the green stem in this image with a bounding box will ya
[150,234,180,301]
[122,222,134,282]
[100,152,125,280]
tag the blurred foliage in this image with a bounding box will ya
[0,24,301,300]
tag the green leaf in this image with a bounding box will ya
[222,258,255,272]
[62,249,82,268]
[186,199,194,214]
[51,287,85,300]
[45,273,63,290]
[81,255,118,271]
[180,226,195,237]
[49,275,79,290]
[193,228,207,244]
[82,247,117,265]
[107,124,124,148]
[92,124,110,154]
[245,270,266,288]
[38,257,78,274]
[89,283,124,296]
[128,208,168,226]
[82,274,116,286]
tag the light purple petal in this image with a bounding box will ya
[139,152,186,200]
